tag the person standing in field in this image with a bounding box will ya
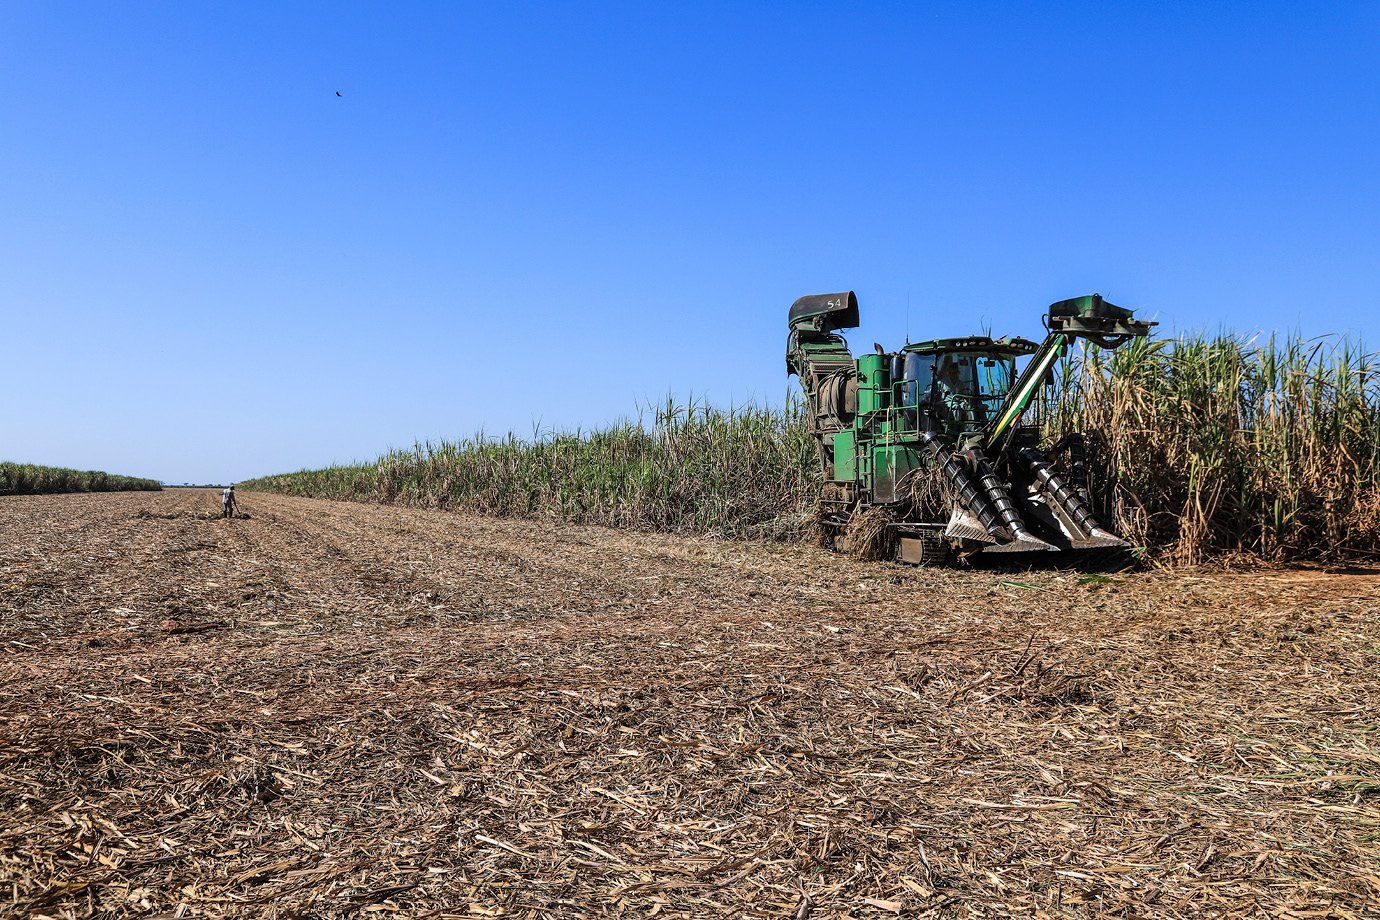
[221,484,237,518]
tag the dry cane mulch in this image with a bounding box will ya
[1,489,1378,918]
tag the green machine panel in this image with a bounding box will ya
[857,354,888,415]
[872,444,923,504]
[833,429,856,482]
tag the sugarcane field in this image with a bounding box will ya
[2,485,1378,918]
[9,6,1380,919]
[6,293,1380,918]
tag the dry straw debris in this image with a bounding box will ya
[2,489,1378,917]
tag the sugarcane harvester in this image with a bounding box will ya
[786,292,1155,564]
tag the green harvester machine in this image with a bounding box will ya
[787,292,1155,565]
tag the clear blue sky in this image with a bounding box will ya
[4,2,1378,484]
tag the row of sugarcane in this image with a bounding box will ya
[1048,333,1380,563]
[241,397,820,542]
[0,462,162,496]
[243,332,1380,562]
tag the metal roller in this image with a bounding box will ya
[964,447,1055,552]
[1017,446,1127,549]
[919,432,1002,544]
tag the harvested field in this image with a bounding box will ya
[2,489,1378,918]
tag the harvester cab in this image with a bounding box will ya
[787,291,1155,565]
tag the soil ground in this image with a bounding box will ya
[2,489,1378,919]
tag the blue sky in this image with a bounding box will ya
[4,2,1378,484]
